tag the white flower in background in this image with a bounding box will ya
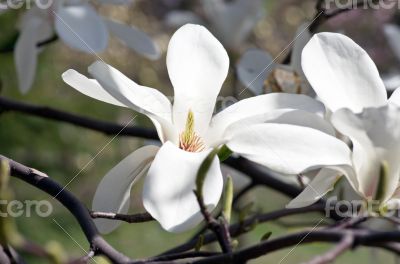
[237,23,312,95]
[165,0,264,51]
[287,32,400,210]
[382,24,400,91]
[384,24,400,63]
[62,24,349,233]
[15,0,160,94]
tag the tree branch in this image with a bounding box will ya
[0,155,131,264]
[90,211,154,223]
[0,97,158,139]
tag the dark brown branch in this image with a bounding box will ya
[305,232,354,264]
[0,35,58,53]
[160,203,327,256]
[90,211,154,223]
[0,97,158,139]
[0,155,131,264]
[232,182,256,206]
[194,190,232,253]
[192,229,400,264]
[309,0,380,33]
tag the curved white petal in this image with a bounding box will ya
[167,24,229,136]
[207,93,326,144]
[88,61,176,143]
[92,145,159,234]
[20,6,53,42]
[302,32,387,112]
[219,110,336,143]
[286,168,342,208]
[389,87,400,107]
[291,23,312,76]
[226,123,352,175]
[55,4,109,53]
[15,18,42,94]
[237,49,274,95]
[204,0,263,49]
[62,69,127,107]
[384,24,400,62]
[104,19,160,60]
[165,11,204,28]
[143,142,223,232]
[333,106,400,201]
[97,0,133,4]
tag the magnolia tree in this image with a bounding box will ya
[1,0,400,263]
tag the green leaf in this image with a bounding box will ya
[261,231,272,241]
[222,175,234,224]
[195,234,205,252]
[196,148,219,198]
[374,161,389,202]
[217,145,233,162]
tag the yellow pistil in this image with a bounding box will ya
[179,110,205,152]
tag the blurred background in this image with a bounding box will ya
[0,0,399,263]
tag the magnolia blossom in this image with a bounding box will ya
[165,0,263,51]
[15,0,160,94]
[382,24,400,91]
[287,32,400,210]
[62,24,350,233]
[384,24,400,63]
[237,24,312,95]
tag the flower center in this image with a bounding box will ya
[179,110,205,153]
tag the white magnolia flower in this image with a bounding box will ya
[287,32,400,210]
[15,0,160,94]
[384,24,400,63]
[382,24,400,91]
[237,23,312,95]
[62,24,349,233]
[165,0,264,51]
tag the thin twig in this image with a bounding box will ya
[0,97,158,139]
[304,232,354,264]
[194,190,232,253]
[0,155,131,264]
[90,211,154,223]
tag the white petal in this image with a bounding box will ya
[286,168,341,208]
[143,142,223,232]
[207,93,326,144]
[389,87,400,107]
[15,18,42,94]
[226,123,352,175]
[19,7,53,42]
[236,49,274,95]
[62,69,127,107]
[332,106,400,200]
[302,32,387,112]
[92,145,159,234]
[97,0,133,4]
[104,19,160,60]
[167,24,229,136]
[88,61,176,143]
[384,24,400,62]
[55,4,109,53]
[291,23,312,76]
[165,11,204,28]
[219,110,336,142]
[204,0,263,49]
